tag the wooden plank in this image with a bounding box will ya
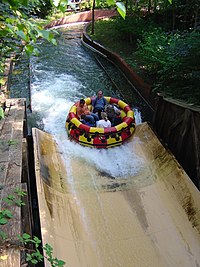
[0,183,31,266]
[0,99,25,186]
[0,184,22,267]
[21,183,33,266]
[0,98,26,267]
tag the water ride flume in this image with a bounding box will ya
[66,96,135,148]
[32,122,200,267]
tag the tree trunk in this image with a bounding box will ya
[172,0,176,31]
[91,0,95,34]
[194,8,199,30]
[153,0,157,12]
[148,0,151,14]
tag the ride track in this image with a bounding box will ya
[33,123,200,267]
[29,14,200,267]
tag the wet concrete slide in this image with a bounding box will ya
[32,122,200,267]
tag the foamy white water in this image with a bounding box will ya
[30,27,145,179]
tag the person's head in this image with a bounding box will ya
[79,99,85,107]
[101,112,108,121]
[115,109,121,115]
[97,90,103,99]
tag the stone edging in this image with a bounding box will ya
[45,9,118,28]
[0,58,14,108]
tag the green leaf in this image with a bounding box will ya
[26,253,32,261]
[0,230,7,240]
[51,38,57,45]
[21,0,28,6]
[116,2,126,20]
[3,198,12,205]
[105,0,115,5]
[16,23,26,31]
[33,48,40,56]
[0,107,4,119]
[8,140,18,146]
[0,29,9,37]
[0,218,8,225]
[37,29,50,40]
[3,209,13,218]
[52,0,61,7]
[33,236,42,246]
[15,10,22,17]
[25,44,34,56]
[31,259,38,264]
[56,259,66,266]
[15,199,25,206]
[168,0,172,3]
[59,0,68,5]
[16,30,29,42]
[22,233,31,240]
[14,188,27,196]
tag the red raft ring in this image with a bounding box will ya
[66,96,136,148]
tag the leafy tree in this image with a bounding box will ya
[0,0,127,77]
[136,28,200,103]
[0,0,59,78]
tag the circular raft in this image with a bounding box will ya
[66,97,136,148]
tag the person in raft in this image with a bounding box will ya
[96,112,111,128]
[92,90,107,119]
[105,103,122,126]
[77,99,99,126]
[80,114,94,127]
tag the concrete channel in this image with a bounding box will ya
[1,72,200,267]
[32,124,200,267]
[1,100,200,266]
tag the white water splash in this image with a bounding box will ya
[32,75,143,178]
[31,43,145,180]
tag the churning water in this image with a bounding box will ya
[30,23,145,179]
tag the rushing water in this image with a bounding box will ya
[18,23,145,178]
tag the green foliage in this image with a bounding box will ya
[88,19,122,52]
[0,209,13,225]
[7,140,18,146]
[80,0,115,11]
[0,0,62,75]
[0,230,7,240]
[0,189,26,229]
[88,10,200,105]
[116,2,126,19]
[136,28,200,104]
[136,27,170,73]
[18,233,65,266]
[3,188,26,206]
[44,243,66,267]
[28,0,53,18]
[0,188,66,266]
[114,15,147,43]
[0,107,5,119]
[79,0,91,11]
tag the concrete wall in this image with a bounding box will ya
[45,9,117,28]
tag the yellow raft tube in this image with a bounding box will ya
[66,96,136,148]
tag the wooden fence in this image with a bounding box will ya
[82,25,200,190]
